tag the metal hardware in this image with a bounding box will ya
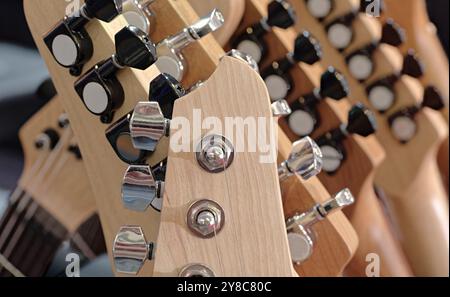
[179,264,215,277]
[224,49,260,73]
[286,189,354,264]
[122,0,155,33]
[129,101,170,152]
[196,135,234,173]
[155,9,224,81]
[112,226,154,274]
[278,137,323,181]
[187,200,225,238]
[122,165,164,211]
[272,99,292,116]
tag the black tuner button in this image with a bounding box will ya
[74,26,157,123]
[345,103,377,137]
[402,49,425,78]
[43,0,123,76]
[287,99,320,137]
[325,12,356,51]
[293,31,322,65]
[266,0,297,29]
[149,73,186,119]
[68,144,83,160]
[36,78,57,102]
[233,0,296,64]
[319,67,349,100]
[422,86,445,111]
[106,112,148,164]
[306,0,334,21]
[380,19,405,47]
[84,0,123,22]
[34,128,60,150]
[366,75,398,113]
[261,31,321,102]
[360,0,385,15]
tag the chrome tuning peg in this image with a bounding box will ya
[44,0,123,76]
[224,49,260,73]
[272,99,292,116]
[155,9,224,81]
[112,226,154,274]
[286,189,354,264]
[106,73,184,164]
[278,137,323,182]
[74,26,157,123]
[122,0,155,33]
[233,0,296,64]
[122,164,164,211]
[129,102,170,152]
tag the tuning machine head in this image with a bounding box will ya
[113,226,153,274]
[325,12,357,51]
[402,49,425,78]
[286,189,354,264]
[234,0,296,64]
[278,137,323,182]
[306,0,334,21]
[155,9,224,81]
[388,86,445,143]
[106,73,184,163]
[44,0,123,76]
[122,0,156,33]
[317,103,377,174]
[122,164,164,211]
[381,19,405,47]
[74,25,157,122]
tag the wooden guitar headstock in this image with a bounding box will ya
[290,0,449,276]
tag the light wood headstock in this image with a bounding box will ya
[153,57,294,276]
[18,97,96,234]
[290,0,449,276]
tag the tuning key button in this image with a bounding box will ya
[122,165,164,211]
[402,49,425,78]
[149,73,186,118]
[233,0,296,64]
[113,226,153,274]
[225,49,260,73]
[325,12,356,51]
[129,102,170,152]
[306,0,333,20]
[155,9,224,81]
[316,103,377,174]
[381,19,405,47]
[286,189,354,264]
[122,0,155,33]
[262,31,322,101]
[278,137,323,182]
[74,26,157,122]
[272,99,292,116]
[44,0,123,76]
[389,86,444,143]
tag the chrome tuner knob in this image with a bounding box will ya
[155,9,224,81]
[224,49,260,73]
[272,99,292,116]
[129,102,170,152]
[112,226,153,274]
[122,0,155,33]
[278,137,323,182]
[286,189,354,264]
[122,165,164,211]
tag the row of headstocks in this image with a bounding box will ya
[36,0,447,276]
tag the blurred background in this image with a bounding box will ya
[0,0,448,276]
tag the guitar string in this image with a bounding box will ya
[0,129,73,274]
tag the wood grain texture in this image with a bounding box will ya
[289,0,449,276]
[382,0,449,194]
[154,57,295,276]
[24,0,224,276]
[18,97,96,233]
[278,128,359,277]
[188,0,245,46]
[235,0,359,276]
